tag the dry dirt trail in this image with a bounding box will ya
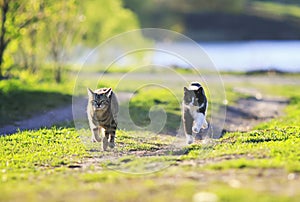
[73,86,289,174]
[0,92,133,135]
[0,87,288,135]
[224,87,289,132]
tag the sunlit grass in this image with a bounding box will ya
[251,1,300,19]
[0,128,86,173]
[184,81,300,172]
[1,73,300,201]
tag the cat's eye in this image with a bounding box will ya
[186,97,192,102]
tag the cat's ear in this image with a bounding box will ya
[197,87,204,95]
[184,87,189,92]
[87,88,94,98]
[106,88,112,98]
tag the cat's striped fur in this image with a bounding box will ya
[87,87,119,150]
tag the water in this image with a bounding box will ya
[74,40,300,72]
[153,40,300,72]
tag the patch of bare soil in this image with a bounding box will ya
[224,87,289,132]
[224,96,289,132]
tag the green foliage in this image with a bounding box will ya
[1,0,141,81]
[81,0,140,45]
[124,0,300,41]
[0,0,42,77]
[252,1,300,19]
[124,0,247,28]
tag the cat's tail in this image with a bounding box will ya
[189,81,202,90]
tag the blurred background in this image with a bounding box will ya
[1,0,300,82]
[124,0,300,41]
[122,0,300,72]
[1,0,300,131]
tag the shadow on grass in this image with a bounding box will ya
[127,103,181,134]
[0,89,71,127]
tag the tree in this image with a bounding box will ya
[14,1,45,73]
[41,0,83,83]
[81,0,140,45]
[17,23,38,72]
[42,0,140,83]
[0,0,141,82]
[0,0,9,78]
[0,0,41,79]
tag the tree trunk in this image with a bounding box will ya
[0,45,4,79]
[53,49,61,83]
[51,40,62,83]
[29,28,37,73]
[0,0,9,79]
[19,45,29,69]
[55,65,61,83]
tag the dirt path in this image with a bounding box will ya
[74,87,289,172]
[0,87,288,135]
[224,87,289,132]
[0,92,133,135]
[0,105,74,135]
[0,85,289,175]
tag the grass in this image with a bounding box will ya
[0,128,86,172]
[0,126,295,202]
[251,1,300,19]
[183,80,300,172]
[128,87,181,133]
[1,72,300,201]
[1,126,299,202]
[0,76,73,127]
[183,126,300,172]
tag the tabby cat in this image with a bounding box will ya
[87,87,119,150]
[182,82,208,144]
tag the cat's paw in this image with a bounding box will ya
[186,134,194,144]
[108,142,115,149]
[91,137,101,143]
[102,137,108,151]
[91,133,102,142]
[202,120,208,129]
[192,126,200,133]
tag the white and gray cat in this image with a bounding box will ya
[182,82,208,144]
[87,87,119,150]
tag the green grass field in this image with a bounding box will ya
[1,71,300,202]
